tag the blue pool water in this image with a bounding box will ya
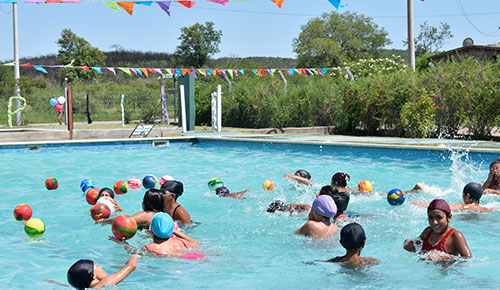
[1,139,500,289]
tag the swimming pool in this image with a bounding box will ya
[2,139,500,289]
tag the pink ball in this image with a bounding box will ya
[55,104,63,112]
[127,177,141,190]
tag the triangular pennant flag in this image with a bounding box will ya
[0,0,17,3]
[175,0,196,8]
[213,69,218,76]
[270,69,276,75]
[103,2,121,12]
[20,63,32,67]
[170,68,176,75]
[181,69,188,76]
[1,61,15,66]
[140,68,149,78]
[154,68,162,74]
[233,69,238,77]
[156,1,171,16]
[207,0,227,5]
[147,68,156,73]
[45,0,62,3]
[258,69,265,76]
[118,67,132,76]
[63,59,75,68]
[105,67,116,75]
[24,0,43,2]
[33,65,47,74]
[175,69,182,76]
[316,68,322,75]
[129,68,139,76]
[238,69,245,75]
[192,69,197,78]
[134,68,143,76]
[186,69,193,75]
[136,1,152,5]
[46,65,62,68]
[227,69,233,78]
[76,66,89,71]
[322,68,328,75]
[287,69,293,76]
[306,68,313,75]
[252,69,258,76]
[206,69,212,76]
[267,69,273,76]
[293,69,300,74]
[200,69,207,77]
[117,1,134,15]
[271,0,284,8]
[90,67,103,74]
[221,69,227,77]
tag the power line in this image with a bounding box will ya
[455,0,500,36]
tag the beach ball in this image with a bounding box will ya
[358,180,373,192]
[55,104,63,112]
[57,96,66,105]
[127,177,141,190]
[96,196,117,214]
[112,215,137,241]
[114,181,128,195]
[263,179,275,191]
[49,98,58,106]
[80,179,95,193]
[45,177,58,190]
[142,175,158,189]
[85,188,100,205]
[14,204,32,221]
[159,175,174,186]
[24,218,45,238]
[387,189,405,206]
[208,177,224,191]
[90,203,111,221]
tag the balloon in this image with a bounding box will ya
[49,98,58,106]
[55,104,63,112]
[57,96,66,105]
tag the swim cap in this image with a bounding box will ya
[331,172,350,187]
[428,199,451,215]
[67,259,94,289]
[266,200,287,213]
[463,182,483,201]
[161,180,184,197]
[151,212,174,239]
[215,186,230,196]
[311,195,337,218]
[295,169,311,180]
[340,223,366,250]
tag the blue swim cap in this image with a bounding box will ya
[151,213,174,239]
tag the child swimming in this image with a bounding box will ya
[215,186,251,199]
[404,199,472,261]
[284,169,312,185]
[96,188,124,213]
[324,223,379,267]
[331,172,355,193]
[161,180,192,225]
[65,254,140,289]
[412,182,495,212]
[295,195,338,238]
[483,159,500,194]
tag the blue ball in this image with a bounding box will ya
[387,189,405,206]
[142,175,158,189]
[80,179,95,193]
[49,98,58,106]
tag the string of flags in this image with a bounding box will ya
[0,61,334,78]
[0,0,347,16]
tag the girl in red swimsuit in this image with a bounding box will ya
[403,199,472,261]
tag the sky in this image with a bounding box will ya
[0,0,499,62]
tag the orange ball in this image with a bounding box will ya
[263,179,275,191]
[114,180,128,195]
[86,188,100,205]
[358,180,373,192]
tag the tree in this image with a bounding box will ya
[56,29,106,82]
[292,11,391,68]
[405,21,453,56]
[174,22,222,68]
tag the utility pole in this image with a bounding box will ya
[12,2,21,125]
[407,0,415,71]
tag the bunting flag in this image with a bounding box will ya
[117,1,134,15]
[33,65,48,73]
[271,0,284,9]
[238,69,245,75]
[135,67,143,76]
[192,69,197,78]
[147,68,156,73]
[328,0,347,9]
[200,69,207,77]
[227,69,233,78]
[106,67,116,75]
[252,69,258,76]
[233,69,238,77]
[154,68,162,74]
[156,1,171,15]
[91,67,103,73]
[221,69,227,78]
[103,1,121,12]
[76,66,89,70]
[140,68,149,77]
[118,67,132,76]
[175,0,195,8]
[207,0,227,5]
[129,68,139,76]
[287,69,293,76]
[136,1,152,5]
[175,68,181,76]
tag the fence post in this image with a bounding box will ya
[179,84,187,133]
[217,84,222,132]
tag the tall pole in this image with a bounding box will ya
[407,0,415,71]
[12,3,21,125]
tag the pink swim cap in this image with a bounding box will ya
[312,195,337,218]
[428,199,451,215]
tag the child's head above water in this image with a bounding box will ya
[427,199,451,217]
[151,212,174,239]
[340,223,366,250]
[142,189,165,212]
[161,180,184,199]
[67,259,94,289]
[311,195,337,219]
[331,172,350,187]
[215,186,230,196]
[295,169,311,180]
[463,182,483,204]
[98,188,114,199]
[318,185,350,214]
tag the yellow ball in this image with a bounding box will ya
[358,180,373,192]
[263,179,275,191]
[24,218,45,238]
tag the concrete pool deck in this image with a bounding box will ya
[1,123,500,153]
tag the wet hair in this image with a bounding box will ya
[161,180,184,197]
[489,159,500,170]
[340,223,366,250]
[463,182,483,203]
[318,185,350,214]
[143,189,165,212]
[295,169,311,180]
[331,172,350,187]
[266,200,288,213]
[215,186,230,196]
[98,188,114,199]
[67,259,94,289]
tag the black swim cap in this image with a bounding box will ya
[161,180,184,197]
[295,169,311,180]
[98,188,115,199]
[267,200,287,213]
[463,182,483,201]
[340,223,366,250]
[67,259,94,289]
[318,185,350,214]
[215,186,230,196]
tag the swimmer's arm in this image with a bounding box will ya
[96,217,116,225]
[287,204,311,211]
[93,255,140,288]
[483,188,500,195]
[44,279,72,287]
[115,204,125,212]
[403,228,429,252]
[173,229,200,247]
[452,230,472,258]
[234,189,251,196]
[130,211,153,226]
[174,206,191,225]
[411,200,429,208]
[284,174,312,185]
